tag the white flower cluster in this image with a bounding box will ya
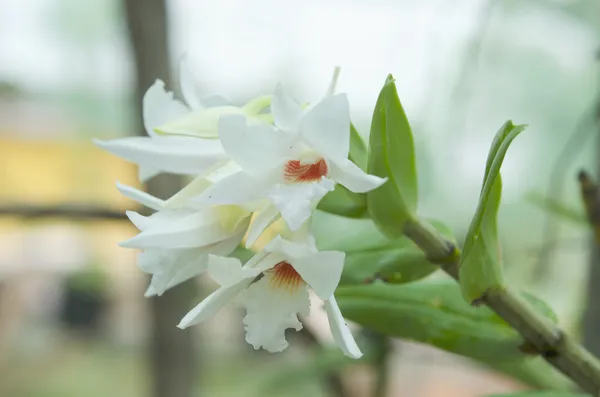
[95,64,386,358]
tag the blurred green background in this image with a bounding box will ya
[0,0,599,396]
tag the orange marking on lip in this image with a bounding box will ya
[268,261,304,293]
[283,158,328,182]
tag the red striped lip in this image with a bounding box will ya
[283,158,328,183]
[268,261,304,293]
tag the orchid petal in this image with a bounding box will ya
[290,251,345,300]
[245,204,280,248]
[242,276,310,352]
[267,178,334,231]
[140,248,208,296]
[116,182,164,210]
[324,296,363,359]
[197,171,269,206]
[208,254,261,288]
[200,94,231,107]
[155,106,246,138]
[142,233,244,297]
[264,235,315,258]
[119,211,245,249]
[178,279,252,329]
[271,83,302,132]
[329,160,387,193]
[218,115,293,175]
[299,94,350,164]
[126,210,152,231]
[138,165,161,182]
[142,79,190,137]
[94,136,227,180]
[178,56,203,110]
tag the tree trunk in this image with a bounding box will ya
[122,1,199,396]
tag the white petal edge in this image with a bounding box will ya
[267,178,334,231]
[138,165,161,182]
[218,115,293,175]
[178,55,203,110]
[119,212,237,249]
[126,210,151,231]
[242,276,310,352]
[200,94,231,107]
[264,235,315,258]
[271,83,302,132]
[245,204,280,248]
[208,254,261,288]
[162,175,212,210]
[250,251,289,273]
[178,279,253,329]
[329,160,387,193]
[290,251,345,300]
[141,248,208,296]
[299,94,350,164]
[196,171,269,206]
[144,234,243,297]
[324,296,363,359]
[143,79,190,136]
[95,136,227,178]
[117,182,164,210]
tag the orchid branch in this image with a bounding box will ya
[403,217,600,394]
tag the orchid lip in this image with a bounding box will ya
[267,261,304,293]
[283,158,328,183]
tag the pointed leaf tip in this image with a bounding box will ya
[459,121,526,302]
[366,75,418,238]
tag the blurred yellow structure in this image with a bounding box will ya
[0,139,141,208]
[0,139,147,360]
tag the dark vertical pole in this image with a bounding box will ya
[122,1,198,396]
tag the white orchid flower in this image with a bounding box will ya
[194,84,386,237]
[94,61,271,182]
[177,233,363,359]
[116,181,251,297]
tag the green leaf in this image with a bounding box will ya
[488,392,586,397]
[459,121,527,303]
[317,123,369,218]
[525,191,587,226]
[342,246,438,285]
[463,121,527,256]
[483,121,525,186]
[312,212,454,285]
[335,281,556,362]
[312,210,393,252]
[367,74,418,238]
[459,174,503,302]
[349,123,368,171]
[317,184,367,218]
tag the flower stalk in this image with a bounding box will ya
[403,217,600,394]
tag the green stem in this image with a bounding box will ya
[403,217,600,395]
